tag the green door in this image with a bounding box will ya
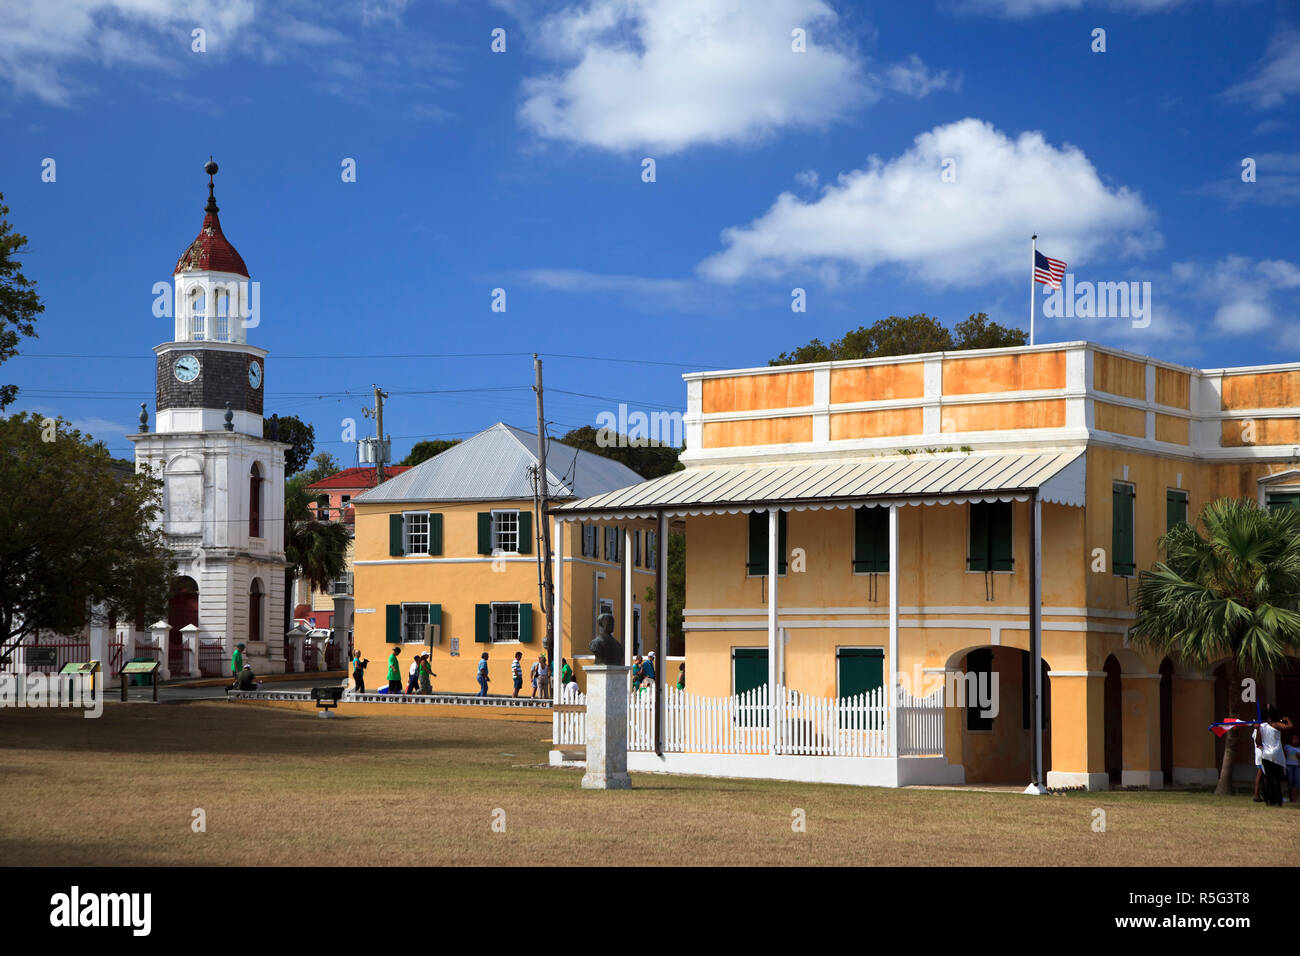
[732,648,768,695]
[837,647,884,698]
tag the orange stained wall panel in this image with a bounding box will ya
[1094,401,1146,438]
[702,371,814,414]
[829,407,923,440]
[1221,370,1300,411]
[1154,367,1190,409]
[940,399,1065,432]
[829,363,925,404]
[941,351,1066,395]
[1154,413,1189,445]
[702,416,813,448]
[1220,417,1300,447]
[1092,352,1147,401]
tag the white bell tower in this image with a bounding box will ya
[126,159,290,678]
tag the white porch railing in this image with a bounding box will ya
[553,684,945,758]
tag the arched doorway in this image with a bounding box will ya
[1103,654,1123,785]
[169,577,198,673]
[945,645,1051,785]
[248,578,264,644]
[1159,657,1174,785]
[249,463,263,538]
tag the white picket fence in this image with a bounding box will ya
[554,683,945,758]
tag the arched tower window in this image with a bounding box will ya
[189,288,206,341]
[249,462,263,538]
[248,578,264,644]
[214,288,231,342]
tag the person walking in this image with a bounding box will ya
[560,657,574,688]
[406,656,420,695]
[352,652,367,694]
[676,662,685,691]
[643,651,657,685]
[386,646,402,694]
[1255,705,1294,806]
[476,652,490,697]
[511,651,524,698]
[418,654,435,695]
[229,643,246,686]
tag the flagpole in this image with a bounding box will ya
[1030,233,1037,347]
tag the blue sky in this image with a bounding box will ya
[1,0,1297,464]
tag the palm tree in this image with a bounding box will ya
[1130,497,1300,795]
[283,483,350,630]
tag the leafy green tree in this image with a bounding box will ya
[265,414,315,476]
[0,413,173,653]
[1130,497,1300,795]
[559,425,682,480]
[401,439,460,466]
[287,452,341,497]
[770,312,1025,365]
[0,194,44,410]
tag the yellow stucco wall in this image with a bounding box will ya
[940,399,1065,432]
[1094,400,1146,437]
[1154,413,1189,445]
[1155,367,1190,409]
[702,416,813,448]
[1093,352,1147,400]
[1221,417,1300,446]
[352,500,656,695]
[1221,370,1300,410]
[829,407,923,440]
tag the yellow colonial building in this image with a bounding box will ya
[551,341,1300,791]
[351,423,657,694]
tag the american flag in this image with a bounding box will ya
[1034,250,1066,289]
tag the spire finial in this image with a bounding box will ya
[204,157,219,214]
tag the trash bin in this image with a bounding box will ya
[128,657,154,686]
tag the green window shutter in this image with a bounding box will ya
[989,501,1014,571]
[854,507,890,573]
[475,603,491,642]
[385,604,402,643]
[389,514,405,556]
[429,513,443,556]
[1112,483,1136,575]
[477,512,493,554]
[429,602,442,630]
[1165,491,1187,532]
[518,602,533,643]
[968,503,990,572]
[778,511,788,574]
[747,512,767,574]
[1268,493,1300,512]
[517,510,532,554]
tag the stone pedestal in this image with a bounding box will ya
[181,624,202,679]
[581,664,632,790]
[150,620,170,682]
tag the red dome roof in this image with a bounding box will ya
[174,210,249,277]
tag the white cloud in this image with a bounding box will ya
[516,0,893,153]
[957,0,1186,15]
[1225,26,1300,110]
[698,117,1160,287]
[877,54,959,97]
[794,168,819,189]
[1169,256,1300,338]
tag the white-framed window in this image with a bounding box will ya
[492,509,519,553]
[402,603,429,643]
[604,526,622,562]
[214,288,230,342]
[189,288,206,340]
[647,530,658,569]
[582,523,598,558]
[316,494,330,520]
[490,602,520,642]
[331,572,353,596]
[404,511,430,554]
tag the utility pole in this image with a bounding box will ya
[362,385,389,484]
[534,354,555,661]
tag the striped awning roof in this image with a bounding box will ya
[552,450,1086,519]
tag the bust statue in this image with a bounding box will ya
[589,612,623,665]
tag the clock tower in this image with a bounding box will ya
[127,160,290,678]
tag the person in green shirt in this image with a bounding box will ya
[560,658,574,687]
[387,647,402,694]
[230,643,245,678]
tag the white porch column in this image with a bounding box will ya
[656,511,668,755]
[1026,493,1046,795]
[768,508,779,755]
[553,515,565,706]
[623,526,634,666]
[888,504,899,758]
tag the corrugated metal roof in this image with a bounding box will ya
[553,450,1086,517]
[353,423,646,504]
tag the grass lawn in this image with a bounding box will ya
[0,701,1293,866]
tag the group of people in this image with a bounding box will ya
[1253,705,1298,806]
[226,642,258,691]
[353,646,438,696]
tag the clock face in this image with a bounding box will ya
[174,354,200,383]
[248,360,263,389]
